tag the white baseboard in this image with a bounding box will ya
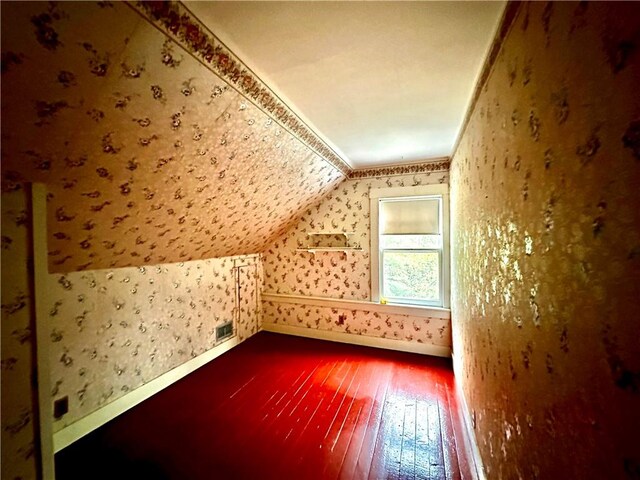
[452,355,486,480]
[53,336,241,452]
[261,322,451,358]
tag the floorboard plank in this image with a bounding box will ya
[438,383,461,480]
[415,400,430,480]
[55,332,464,480]
[400,400,417,480]
[352,362,392,480]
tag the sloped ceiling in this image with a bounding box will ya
[1,2,347,272]
[185,1,506,168]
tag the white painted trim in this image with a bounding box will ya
[452,354,487,480]
[32,183,56,480]
[262,292,450,319]
[370,194,381,302]
[368,183,450,309]
[261,322,451,358]
[442,189,451,309]
[53,336,241,452]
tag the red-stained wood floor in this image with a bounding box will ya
[56,332,473,480]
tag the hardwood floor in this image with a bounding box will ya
[56,332,473,480]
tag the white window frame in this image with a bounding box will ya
[370,184,450,309]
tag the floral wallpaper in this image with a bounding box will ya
[262,165,451,349]
[262,301,450,348]
[46,254,261,431]
[1,1,345,273]
[1,189,38,480]
[263,166,449,300]
[2,1,322,473]
[131,0,349,176]
[450,2,640,479]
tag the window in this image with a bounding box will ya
[370,184,449,308]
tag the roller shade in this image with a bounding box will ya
[380,198,440,235]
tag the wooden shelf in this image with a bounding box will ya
[295,247,362,254]
[306,231,355,236]
[300,231,359,255]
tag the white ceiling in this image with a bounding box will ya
[185,1,505,169]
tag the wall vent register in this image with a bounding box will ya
[216,322,233,342]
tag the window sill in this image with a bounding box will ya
[262,292,451,320]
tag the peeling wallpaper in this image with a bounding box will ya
[262,166,450,348]
[1,1,344,273]
[450,2,640,479]
[1,190,38,480]
[47,254,261,430]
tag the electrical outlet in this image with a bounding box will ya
[54,396,69,419]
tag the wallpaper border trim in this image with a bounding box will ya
[127,0,351,176]
[262,293,451,319]
[262,323,452,358]
[348,158,450,179]
[53,336,241,452]
[450,1,522,162]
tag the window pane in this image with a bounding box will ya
[382,251,440,303]
[380,234,441,249]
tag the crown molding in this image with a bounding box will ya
[128,0,351,176]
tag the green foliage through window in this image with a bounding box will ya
[382,251,440,302]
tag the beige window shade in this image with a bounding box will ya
[380,198,440,235]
